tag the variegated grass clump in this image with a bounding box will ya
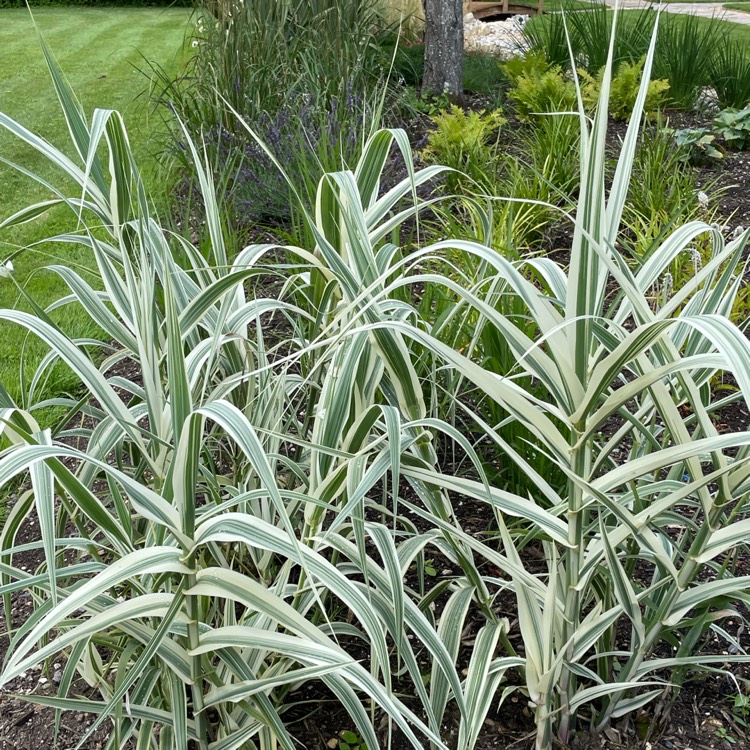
[1,13,750,750]
[0,42,488,750]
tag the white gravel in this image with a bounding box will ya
[463,12,529,58]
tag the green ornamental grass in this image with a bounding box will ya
[707,39,750,109]
[524,5,750,110]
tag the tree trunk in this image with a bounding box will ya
[422,0,464,103]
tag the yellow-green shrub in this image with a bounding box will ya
[581,58,670,121]
[421,105,505,192]
[504,63,577,119]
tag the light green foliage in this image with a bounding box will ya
[501,50,554,85]
[730,283,750,328]
[520,113,580,197]
[420,103,578,256]
[422,105,506,192]
[339,729,368,750]
[623,124,715,261]
[580,59,670,121]
[524,7,750,111]
[673,126,724,163]
[455,52,580,254]
[420,52,580,254]
[490,137,574,254]
[504,59,577,119]
[713,106,750,150]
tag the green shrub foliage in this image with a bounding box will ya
[501,52,579,120]
[422,105,506,192]
[713,106,750,150]
[673,127,724,164]
[580,58,670,121]
[524,6,737,111]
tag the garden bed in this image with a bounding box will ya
[2,1,750,747]
[1,480,748,750]
[2,101,750,750]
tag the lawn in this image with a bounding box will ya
[660,8,750,42]
[533,0,597,10]
[723,2,750,10]
[0,8,191,407]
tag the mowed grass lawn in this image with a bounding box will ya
[0,8,191,407]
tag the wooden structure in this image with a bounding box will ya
[463,0,544,18]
